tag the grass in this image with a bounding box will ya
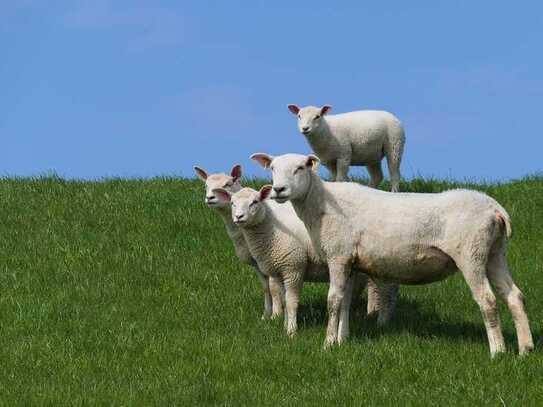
[0,175,542,405]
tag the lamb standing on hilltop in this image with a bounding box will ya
[252,153,534,356]
[212,185,398,336]
[193,165,283,319]
[287,104,405,192]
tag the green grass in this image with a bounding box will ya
[0,175,542,405]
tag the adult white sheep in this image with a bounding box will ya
[212,185,398,336]
[251,152,534,356]
[287,104,405,192]
[193,165,283,320]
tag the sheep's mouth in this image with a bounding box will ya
[234,219,247,225]
[301,129,311,135]
[273,195,290,203]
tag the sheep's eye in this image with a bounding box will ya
[314,115,320,120]
[297,114,301,119]
[294,166,304,174]
[223,182,232,188]
[250,200,258,207]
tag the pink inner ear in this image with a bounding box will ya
[288,104,300,115]
[250,153,273,169]
[194,166,208,180]
[259,186,273,201]
[231,165,242,180]
[320,105,332,115]
[214,189,231,203]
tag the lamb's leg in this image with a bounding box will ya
[284,278,303,337]
[366,162,384,189]
[324,261,351,348]
[338,274,355,343]
[269,276,284,319]
[366,277,380,316]
[460,261,506,356]
[376,281,398,326]
[254,267,273,320]
[487,244,534,354]
[335,158,350,182]
[326,162,337,181]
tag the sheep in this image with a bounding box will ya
[287,104,405,192]
[251,152,534,356]
[193,164,283,320]
[212,185,398,336]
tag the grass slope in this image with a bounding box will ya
[0,176,542,405]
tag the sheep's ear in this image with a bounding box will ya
[250,153,274,169]
[320,105,332,115]
[287,104,300,115]
[259,185,273,201]
[213,188,231,203]
[231,164,242,182]
[194,166,208,181]
[306,155,320,171]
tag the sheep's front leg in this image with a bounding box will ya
[337,274,355,343]
[335,158,351,182]
[269,276,284,319]
[324,261,351,348]
[283,277,303,337]
[254,267,273,320]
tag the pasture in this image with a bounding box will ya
[0,176,541,405]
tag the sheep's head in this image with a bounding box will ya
[213,186,272,227]
[251,153,319,203]
[287,104,332,135]
[193,164,242,208]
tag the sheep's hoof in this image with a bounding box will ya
[323,337,337,350]
[271,312,283,320]
[287,329,297,338]
[261,312,272,320]
[519,345,535,356]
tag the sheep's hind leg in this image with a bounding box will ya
[335,159,350,182]
[254,268,273,320]
[338,274,355,343]
[385,139,404,192]
[269,276,284,319]
[459,260,506,357]
[487,241,534,354]
[366,162,384,189]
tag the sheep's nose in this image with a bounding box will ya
[274,186,286,194]
[301,126,310,133]
[206,195,215,201]
[235,214,245,221]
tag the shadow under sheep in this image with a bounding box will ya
[296,294,541,350]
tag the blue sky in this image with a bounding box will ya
[2,1,542,180]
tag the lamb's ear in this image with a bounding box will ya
[194,166,208,181]
[212,188,231,203]
[306,154,320,171]
[250,153,274,169]
[259,185,273,201]
[230,164,242,182]
[287,104,300,115]
[320,105,332,115]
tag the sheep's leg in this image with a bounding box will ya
[335,159,350,182]
[366,277,380,316]
[254,268,273,320]
[460,262,506,356]
[385,146,403,193]
[324,261,351,348]
[326,162,337,181]
[487,245,534,354]
[366,162,384,189]
[338,274,355,343]
[376,281,398,326]
[283,278,303,337]
[269,276,284,319]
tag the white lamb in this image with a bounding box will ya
[212,185,398,336]
[287,104,405,192]
[252,152,534,356]
[193,165,283,319]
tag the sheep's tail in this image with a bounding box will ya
[494,204,512,239]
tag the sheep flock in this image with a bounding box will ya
[194,104,534,357]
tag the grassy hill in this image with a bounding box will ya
[0,176,541,405]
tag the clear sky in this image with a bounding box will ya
[2,1,542,180]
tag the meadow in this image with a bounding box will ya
[0,175,541,405]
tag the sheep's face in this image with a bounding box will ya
[288,104,332,136]
[251,153,319,204]
[230,187,272,226]
[193,165,242,209]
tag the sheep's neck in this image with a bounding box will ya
[305,119,331,150]
[291,172,326,230]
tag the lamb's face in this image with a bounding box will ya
[288,104,332,136]
[229,187,271,227]
[193,165,242,209]
[268,154,319,203]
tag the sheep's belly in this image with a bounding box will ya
[357,247,458,285]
